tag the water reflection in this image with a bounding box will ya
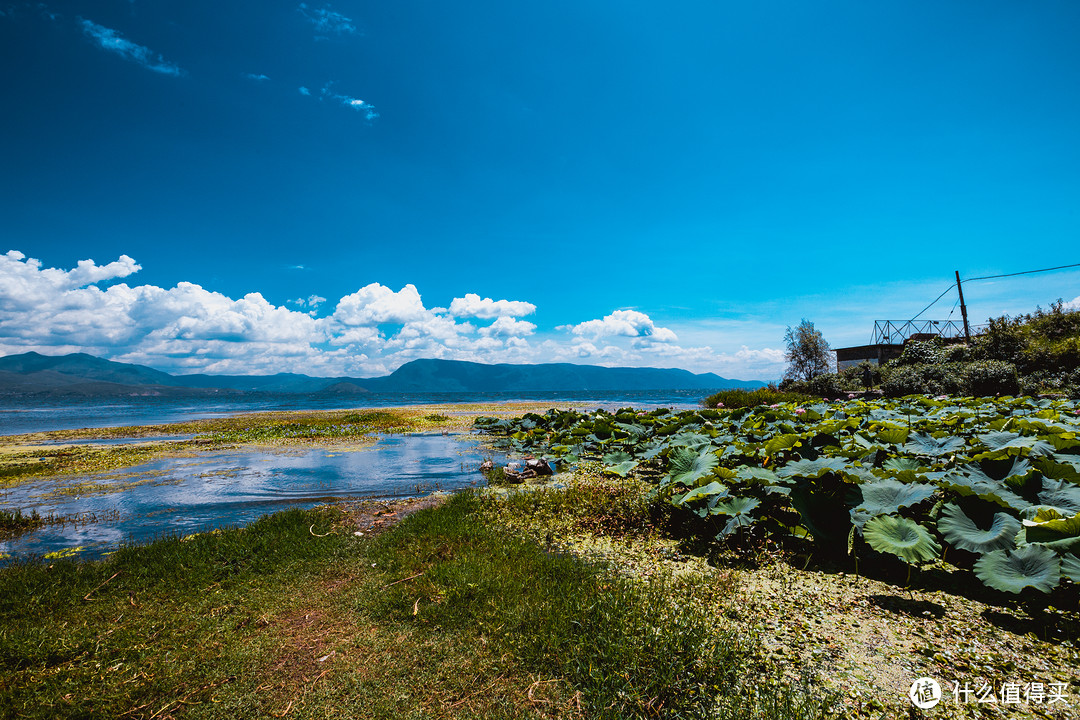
[0,433,504,561]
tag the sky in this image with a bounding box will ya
[1,0,1079,381]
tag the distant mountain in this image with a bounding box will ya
[0,353,226,397]
[355,359,758,393]
[0,352,765,396]
[0,352,176,386]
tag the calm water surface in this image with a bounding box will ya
[0,389,713,436]
[0,433,507,562]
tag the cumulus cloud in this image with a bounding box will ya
[449,293,536,319]
[561,309,678,344]
[298,86,311,96]
[79,18,185,76]
[297,3,357,36]
[1065,296,1080,311]
[0,251,782,379]
[332,283,426,326]
[478,316,536,338]
[243,72,270,82]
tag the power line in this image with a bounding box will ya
[908,284,955,323]
[898,261,1078,333]
[945,294,961,321]
[966,262,1080,282]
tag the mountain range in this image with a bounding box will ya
[0,352,765,396]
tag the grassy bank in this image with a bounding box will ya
[0,489,834,719]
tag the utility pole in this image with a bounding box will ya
[955,270,971,342]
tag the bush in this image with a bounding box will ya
[704,387,815,409]
[894,339,946,366]
[880,360,1019,397]
[960,360,1019,397]
[880,362,962,397]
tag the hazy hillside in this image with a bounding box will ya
[0,352,765,396]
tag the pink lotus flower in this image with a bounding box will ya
[795,407,806,415]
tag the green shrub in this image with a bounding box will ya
[704,387,815,409]
[960,360,1020,397]
[894,339,946,366]
[880,360,1019,397]
[783,364,880,398]
[880,362,962,397]
[972,301,1080,381]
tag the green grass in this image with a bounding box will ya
[0,491,837,719]
[702,388,816,410]
[197,409,418,443]
[367,492,746,719]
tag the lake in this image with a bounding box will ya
[0,433,509,562]
[0,389,713,436]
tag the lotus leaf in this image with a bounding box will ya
[975,457,1032,482]
[1038,478,1080,515]
[672,481,728,506]
[735,466,784,485]
[855,478,937,518]
[715,496,761,537]
[713,495,760,517]
[776,457,849,479]
[1021,510,1080,550]
[668,432,714,451]
[942,467,1032,512]
[902,432,966,457]
[862,515,941,564]
[937,503,1020,553]
[975,431,1055,458]
[614,422,648,438]
[764,433,803,455]
[664,447,719,487]
[882,457,924,473]
[973,545,1061,593]
[840,466,879,484]
[1032,457,1080,483]
[602,451,639,477]
[1061,554,1080,582]
[874,426,909,445]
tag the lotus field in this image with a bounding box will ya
[475,396,1080,595]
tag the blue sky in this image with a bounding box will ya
[1,1,1079,380]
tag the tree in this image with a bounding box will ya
[783,319,833,382]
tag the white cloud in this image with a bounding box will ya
[561,309,678,344]
[297,3,357,36]
[478,316,536,338]
[331,283,426,326]
[318,82,378,121]
[79,18,185,76]
[1064,296,1080,311]
[0,251,783,380]
[244,72,270,82]
[299,82,378,120]
[449,293,536,319]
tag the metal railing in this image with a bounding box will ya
[871,320,987,345]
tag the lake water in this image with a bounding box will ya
[0,390,709,562]
[0,389,713,436]
[0,433,508,562]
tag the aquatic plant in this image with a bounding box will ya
[476,395,1080,595]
